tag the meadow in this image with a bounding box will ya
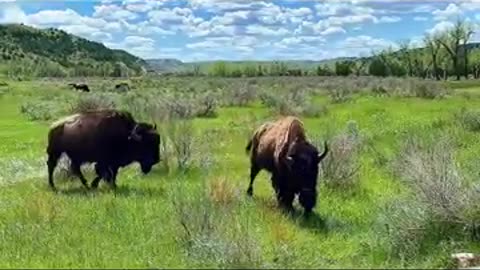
[0,75,479,268]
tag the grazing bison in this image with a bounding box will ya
[245,116,328,214]
[114,83,130,92]
[68,83,90,92]
[46,110,160,190]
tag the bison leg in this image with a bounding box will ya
[47,153,60,190]
[103,167,118,189]
[247,164,260,196]
[91,163,105,189]
[299,189,317,215]
[277,189,294,213]
[70,162,89,189]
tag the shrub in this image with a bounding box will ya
[171,187,261,268]
[455,108,480,132]
[394,135,469,222]
[224,81,257,107]
[163,119,196,171]
[69,93,116,114]
[382,134,480,259]
[20,101,60,121]
[319,121,362,189]
[195,92,218,118]
[328,87,352,103]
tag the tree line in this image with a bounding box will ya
[183,18,479,80]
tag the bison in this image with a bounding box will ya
[114,83,130,92]
[68,83,90,92]
[46,110,160,190]
[245,116,328,214]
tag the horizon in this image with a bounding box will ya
[0,1,479,62]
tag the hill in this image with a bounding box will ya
[145,58,186,73]
[0,24,146,77]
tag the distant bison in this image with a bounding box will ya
[68,83,90,92]
[46,110,160,190]
[115,83,130,92]
[245,116,328,214]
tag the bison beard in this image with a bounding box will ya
[46,110,160,190]
[245,116,328,214]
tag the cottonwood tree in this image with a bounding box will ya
[435,18,473,80]
[424,34,442,80]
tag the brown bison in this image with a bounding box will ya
[245,116,328,214]
[46,110,160,190]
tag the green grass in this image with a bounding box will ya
[0,78,479,268]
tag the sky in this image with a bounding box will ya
[0,0,479,62]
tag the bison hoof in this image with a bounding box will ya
[246,188,253,197]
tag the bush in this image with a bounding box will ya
[195,92,218,118]
[171,187,261,268]
[328,87,352,103]
[20,101,59,121]
[224,81,257,107]
[383,134,480,259]
[455,108,480,132]
[69,93,116,114]
[162,119,196,171]
[319,121,362,189]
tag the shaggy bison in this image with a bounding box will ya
[46,110,160,190]
[68,83,90,92]
[245,116,328,214]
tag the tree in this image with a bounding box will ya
[398,40,414,76]
[470,49,480,79]
[424,34,442,80]
[369,57,388,77]
[351,58,368,76]
[435,18,472,80]
[335,61,353,76]
[461,22,474,79]
[316,65,332,76]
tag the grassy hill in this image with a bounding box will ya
[0,24,146,77]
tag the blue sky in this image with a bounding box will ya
[0,0,479,62]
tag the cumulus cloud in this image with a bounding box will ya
[428,21,455,35]
[341,35,398,51]
[93,4,138,21]
[432,3,462,21]
[245,25,289,36]
[0,3,26,24]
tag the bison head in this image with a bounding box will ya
[129,123,160,174]
[285,141,328,212]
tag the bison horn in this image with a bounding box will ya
[317,141,329,163]
[285,155,294,167]
[153,123,157,130]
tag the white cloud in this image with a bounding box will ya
[0,3,26,24]
[148,7,195,26]
[377,16,401,23]
[432,3,462,21]
[414,16,428,21]
[93,4,138,21]
[341,35,397,50]
[245,25,289,36]
[428,21,454,35]
[277,35,325,49]
[315,3,374,17]
[320,26,346,35]
[124,35,155,47]
[105,35,156,58]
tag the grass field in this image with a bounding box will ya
[0,76,479,268]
